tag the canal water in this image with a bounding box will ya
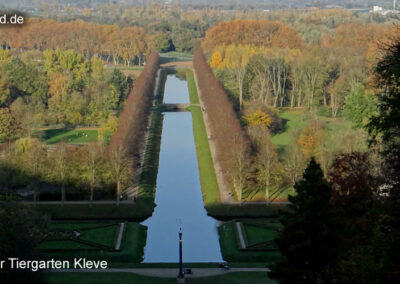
[142,74,222,263]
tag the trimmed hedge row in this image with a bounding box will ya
[192,48,251,190]
[109,52,160,167]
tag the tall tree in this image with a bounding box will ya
[367,29,400,281]
[269,158,342,283]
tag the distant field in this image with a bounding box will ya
[32,128,98,144]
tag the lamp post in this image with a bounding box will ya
[178,228,184,279]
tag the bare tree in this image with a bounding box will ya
[54,142,68,204]
[108,145,132,204]
[249,125,280,203]
[86,142,103,203]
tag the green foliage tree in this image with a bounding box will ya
[367,31,400,281]
[269,158,343,283]
[108,68,129,104]
[342,84,377,127]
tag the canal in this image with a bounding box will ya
[142,73,222,263]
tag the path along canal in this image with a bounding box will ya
[142,73,223,263]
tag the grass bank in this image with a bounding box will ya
[186,70,220,206]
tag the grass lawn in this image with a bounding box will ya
[39,222,147,263]
[271,110,307,155]
[43,272,275,284]
[241,186,292,202]
[32,128,98,144]
[271,110,355,158]
[244,224,279,246]
[218,222,281,263]
[186,69,220,206]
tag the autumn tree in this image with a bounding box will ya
[367,29,400,281]
[248,125,281,202]
[53,143,69,204]
[108,145,132,204]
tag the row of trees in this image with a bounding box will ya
[193,49,251,199]
[207,21,393,114]
[0,138,132,203]
[108,52,160,198]
[0,18,151,65]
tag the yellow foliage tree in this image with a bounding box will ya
[210,51,223,69]
[243,110,272,128]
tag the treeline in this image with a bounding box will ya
[206,20,395,116]
[193,49,251,198]
[109,51,160,173]
[0,139,117,202]
[0,18,151,65]
[203,20,303,52]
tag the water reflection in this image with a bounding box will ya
[142,75,222,263]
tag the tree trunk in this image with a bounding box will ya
[61,181,65,206]
[116,181,120,205]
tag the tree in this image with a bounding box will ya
[86,143,103,203]
[108,68,129,103]
[343,84,377,128]
[108,145,132,204]
[53,143,68,203]
[269,158,343,283]
[248,125,280,202]
[220,45,255,110]
[14,138,47,204]
[367,29,400,281]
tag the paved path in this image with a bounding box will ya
[49,268,270,278]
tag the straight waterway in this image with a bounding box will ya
[142,74,222,263]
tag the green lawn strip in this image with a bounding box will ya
[32,128,98,144]
[218,222,282,263]
[39,222,147,263]
[43,272,175,284]
[43,272,275,284]
[186,70,220,206]
[189,106,220,205]
[186,71,199,104]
